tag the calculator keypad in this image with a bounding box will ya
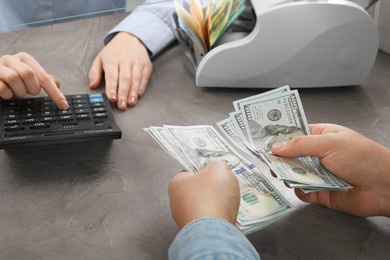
[0,93,121,148]
[3,94,108,132]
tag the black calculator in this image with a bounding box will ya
[0,93,122,149]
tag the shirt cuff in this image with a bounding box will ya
[169,218,260,260]
[104,8,176,56]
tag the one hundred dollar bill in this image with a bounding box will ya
[162,125,293,228]
[241,89,309,151]
[234,87,352,192]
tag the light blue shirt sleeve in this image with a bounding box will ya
[168,218,260,260]
[104,0,176,57]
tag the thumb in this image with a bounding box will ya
[272,135,329,158]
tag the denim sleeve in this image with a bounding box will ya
[104,0,176,56]
[168,218,260,260]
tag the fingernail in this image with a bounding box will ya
[272,142,287,150]
[110,93,116,101]
[138,89,143,96]
[130,96,136,104]
[59,100,69,110]
[120,100,127,110]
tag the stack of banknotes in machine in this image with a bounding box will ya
[217,85,353,193]
[173,0,246,56]
[145,124,294,234]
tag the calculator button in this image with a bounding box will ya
[72,98,87,104]
[23,118,38,124]
[41,106,55,110]
[89,97,104,103]
[4,125,25,131]
[91,102,104,108]
[4,119,20,125]
[41,100,54,106]
[30,123,49,129]
[5,109,18,114]
[21,99,35,107]
[58,115,73,122]
[76,114,90,120]
[89,93,103,98]
[58,109,73,115]
[22,112,35,118]
[74,103,88,109]
[75,108,89,114]
[41,116,57,122]
[5,114,19,120]
[5,101,20,108]
[41,110,56,116]
[93,112,108,119]
[22,107,36,113]
[92,107,106,113]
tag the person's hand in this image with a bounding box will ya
[89,32,153,110]
[272,123,390,217]
[0,52,68,109]
[168,160,241,229]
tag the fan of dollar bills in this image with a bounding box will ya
[145,86,352,234]
[174,0,246,54]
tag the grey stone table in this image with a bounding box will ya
[0,13,389,259]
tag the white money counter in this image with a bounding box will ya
[181,0,379,88]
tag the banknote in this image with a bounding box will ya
[174,0,246,56]
[232,85,291,111]
[234,86,352,192]
[145,127,196,172]
[216,117,254,156]
[241,89,309,152]
[261,152,352,192]
[146,86,354,235]
[146,124,293,233]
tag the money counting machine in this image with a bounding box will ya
[179,0,379,88]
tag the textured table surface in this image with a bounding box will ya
[0,13,389,259]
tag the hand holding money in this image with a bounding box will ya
[218,86,352,193]
[168,160,240,229]
[146,124,293,234]
[272,123,390,217]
